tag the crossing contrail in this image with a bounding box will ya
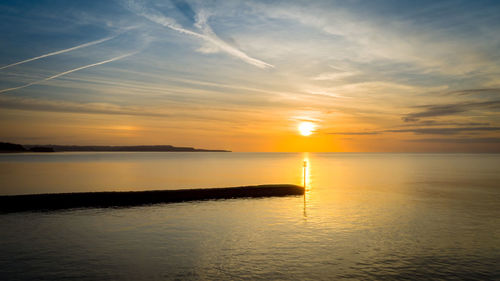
[0,52,136,94]
[126,1,273,69]
[0,36,116,70]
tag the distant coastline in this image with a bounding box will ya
[0,142,230,153]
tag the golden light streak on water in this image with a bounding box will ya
[302,152,312,218]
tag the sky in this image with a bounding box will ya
[0,0,499,152]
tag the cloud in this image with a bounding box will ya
[254,1,500,76]
[400,120,491,127]
[0,95,169,117]
[407,137,500,144]
[386,127,500,135]
[304,90,346,99]
[0,95,253,123]
[0,35,116,70]
[402,101,500,122]
[126,0,273,69]
[441,88,500,100]
[312,72,356,81]
[330,131,380,135]
[331,126,500,136]
[0,52,136,94]
[447,88,500,96]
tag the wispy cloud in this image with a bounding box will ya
[447,88,500,96]
[0,52,136,94]
[0,95,168,117]
[254,1,500,76]
[330,131,380,135]
[193,10,274,69]
[400,120,491,127]
[304,90,347,99]
[402,101,500,122]
[126,0,273,69]
[0,36,115,70]
[312,71,357,81]
[386,127,500,135]
[0,95,254,124]
[331,126,500,136]
[407,137,500,144]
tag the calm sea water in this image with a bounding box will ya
[0,152,499,280]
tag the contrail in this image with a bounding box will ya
[127,1,273,69]
[0,52,136,94]
[0,36,116,70]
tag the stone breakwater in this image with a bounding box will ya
[0,184,304,213]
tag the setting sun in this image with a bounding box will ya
[298,122,316,136]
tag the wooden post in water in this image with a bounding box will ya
[303,160,307,188]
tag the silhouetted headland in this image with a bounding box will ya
[0,142,27,152]
[0,142,230,152]
[0,184,304,213]
[28,146,55,152]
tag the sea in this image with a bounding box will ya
[0,152,499,280]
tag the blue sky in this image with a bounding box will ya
[1,0,499,151]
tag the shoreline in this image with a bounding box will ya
[0,142,231,153]
[0,184,304,213]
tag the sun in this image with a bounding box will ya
[298,122,316,136]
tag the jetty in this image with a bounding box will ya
[0,184,304,213]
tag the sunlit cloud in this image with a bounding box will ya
[0,95,168,117]
[312,71,357,81]
[304,89,348,99]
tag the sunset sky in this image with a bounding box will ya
[1,0,499,152]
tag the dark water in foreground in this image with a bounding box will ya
[0,153,499,280]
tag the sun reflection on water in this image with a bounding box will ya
[302,153,312,218]
[302,153,311,190]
